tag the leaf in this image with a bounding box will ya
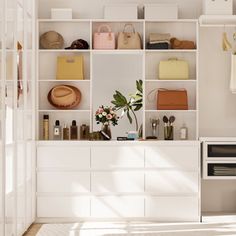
[127,110,132,124]
[134,104,142,111]
[136,80,143,93]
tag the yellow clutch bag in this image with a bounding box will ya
[158,58,189,80]
[56,56,84,80]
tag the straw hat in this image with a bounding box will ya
[47,85,81,109]
[40,31,64,49]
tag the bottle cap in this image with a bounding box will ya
[64,124,67,128]
[44,115,49,119]
[72,120,76,126]
[55,120,60,126]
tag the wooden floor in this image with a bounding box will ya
[23,224,42,236]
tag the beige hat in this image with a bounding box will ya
[48,85,81,109]
[40,31,64,49]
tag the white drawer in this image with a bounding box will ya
[91,146,144,168]
[145,171,199,194]
[145,196,199,221]
[37,172,90,193]
[91,196,144,218]
[145,146,199,170]
[91,172,144,193]
[37,146,90,169]
[37,196,90,217]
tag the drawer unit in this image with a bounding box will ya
[37,146,90,169]
[145,145,199,170]
[91,196,144,218]
[91,146,145,168]
[145,171,199,194]
[145,196,199,221]
[91,172,144,193]
[37,196,90,218]
[37,172,90,193]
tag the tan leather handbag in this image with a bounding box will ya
[117,24,142,49]
[157,89,188,110]
[56,56,84,80]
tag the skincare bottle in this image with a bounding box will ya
[70,120,78,140]
[63,124,70,140]
[43,115,49,140]
[180,123,188,140]
[53,120,61,140]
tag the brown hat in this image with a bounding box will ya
[40,31,64,49]
[65,39,89,50]
[47,85,81,109]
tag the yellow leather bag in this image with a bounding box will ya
[158,58,189,80]
[56,56,84,80]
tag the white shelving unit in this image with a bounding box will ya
[36,18,199,141]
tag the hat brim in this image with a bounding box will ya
[47,85,82,109]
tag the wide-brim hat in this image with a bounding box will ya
[40,31,64,49]
[47,85,81,109]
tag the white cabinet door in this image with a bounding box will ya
[91,196,144,218]
[91,146,144,168]
[145,171,199,194]
[145,146,199,170]
[91,172,144,193]
[37,172,90,193]
[145,197,199,221]
[37,196,90,218]
[37,147,90,169]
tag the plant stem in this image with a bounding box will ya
[130,108,138,131]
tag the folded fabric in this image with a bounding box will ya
[147,42,169,50]
[170,37,196,49]
[149,33,171,43]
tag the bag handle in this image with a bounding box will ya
[123,23,135,33]
[97,24,112,33]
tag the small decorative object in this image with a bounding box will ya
[80,124,90,140]
[180,123,188,140]
[163,115,175,140]
[63,124,70,140]
[43,114,49,140]
[127,131,139,140]
[40,31,64,49]
[51,8,72,19]
[65,39,89,50]
[112,80,143,132]
[222,32,232,51]
[47,85,81,109]
[170,38,196,50]
[70,120,78,140]
[147,118,160,140]
[53,120,62,140]
[89,131,102,141]
[95,106,119,140]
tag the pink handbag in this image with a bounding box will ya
[93,24,115,50]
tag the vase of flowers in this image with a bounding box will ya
[95,106,119,139]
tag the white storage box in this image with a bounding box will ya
[51,8,72,19]
[203,0,233,15]
[144,4,178,20]
[104,4,138,19]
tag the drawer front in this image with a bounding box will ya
[91,172,144,193]
[145,196,199,221]
[37,146,90,169]
[91,146,144,168]
[37,172,90,193]
[145,146,199,170]
[37,196,90,217]
[145,171,199,194]
[91,196,144,218]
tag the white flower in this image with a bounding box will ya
[99,114,103,118]
[102,112,107,116]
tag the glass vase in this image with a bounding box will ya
[101,124,112,140]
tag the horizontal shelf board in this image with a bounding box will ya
[145,79,197,82]
[38,19,91,23]
[39,80,90,82]
[38,110,91,113]
[92,50,144,55]
[145,19,198,23]
[38,49,90,53]
[199,15,236,27]
[145,110,197,113]
[204,176,236,180]
[145,49,197,53]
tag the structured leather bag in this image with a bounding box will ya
[157,89,188,110]
[93,24,115,50]
[159,58,189,80]
[56,56,84,80]
[117,24,142,49]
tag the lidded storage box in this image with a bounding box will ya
[104,4,138,19]
[203,0,233,15]
[51,8,72,19]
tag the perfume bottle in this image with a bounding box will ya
[70,120,78,140]
[63,124,70,140]
[180,123,188,140]
[53,120,61,140]
[43,114,49,140]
